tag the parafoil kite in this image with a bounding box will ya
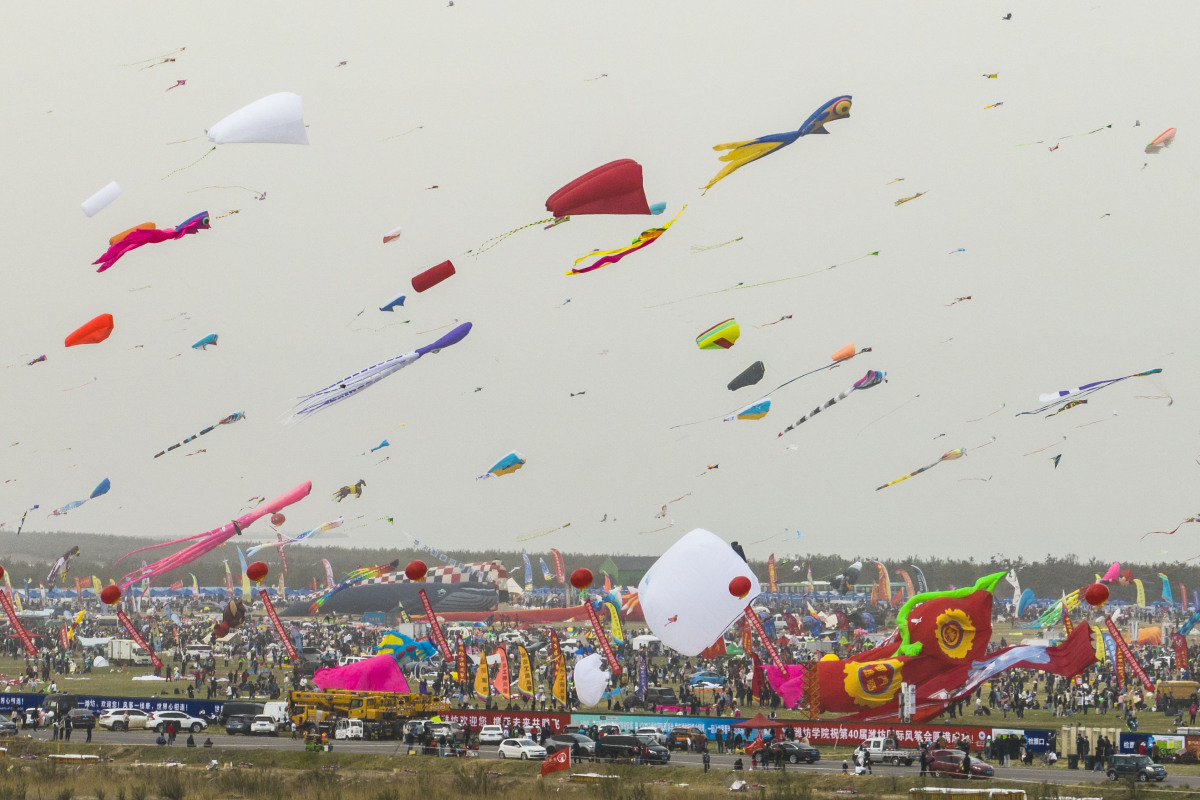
[702,96,852,192]
[478,451,526,480]
[876,449,965,491]
[834,562,862,594]
[47,546,80,584]
[192,334,218,350]
[292,322,472,418]
[207,92,308,145]
[724,399,771,421]
[1017,588,1036,617]
[379,293,406,312]
[49,478,110,516]
[1145,128,1176,154]
[778,369,886,437]
[1017,368,1162,416]
[696,319,740,350]
[65,314,114,347]
[375,631,437,664]
[93,212,210,272]
[81,182,121,217]
[573,652,611,706]
[154,411,245,458]
[566,207,685,275]
[638,528,760,656]
[728,362,765,391]
[113,481,311,589]
[246,516,343,557]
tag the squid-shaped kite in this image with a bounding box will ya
[93,212,210,272]
[49,478,110,516]
[702,96,851,193]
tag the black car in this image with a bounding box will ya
[64,709,97,730]
[0,719,17,737]
[595,734,670,764]
[219,702,265,725]
[225,714,255,735]
[628,687,679,709]
[545,733,596,761]
[1106,754,1167,782]
[776,741,820,764]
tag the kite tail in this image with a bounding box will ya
[161,147,216,180]
[292,353,419,418]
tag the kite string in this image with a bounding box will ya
[162,147,216,180]
[469,217,558,257]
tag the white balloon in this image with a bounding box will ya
[207,92,308,145]
[637,528,760,656]
[573,653,610,706]
[81,181,121,217]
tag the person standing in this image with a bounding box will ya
[702,747,710,774]
[863,746,872,775]
[919,746,928,776]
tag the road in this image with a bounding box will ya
[20,728,1192,788]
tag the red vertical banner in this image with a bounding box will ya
[74,577,87,600]
[744,605,786,669]
[550,549,565,585]
[455,636,469,683]
[1105,616,1153,691]
[1171,632,1188,675]
[418,588,453,661]
[58,625,70,650]
[767,554,778,594]
[750,653,763,702]
[582,601,622,676]
[0,591,37,657]
[259,588,298,662]
[1183,584,1189,614]
[1115,647,1126,690]
[115,608,163,670]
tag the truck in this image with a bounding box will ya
[289,689,449,740]
[859,737,920,766]
[106,638,152,666]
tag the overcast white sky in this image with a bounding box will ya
[2,2,1198,571]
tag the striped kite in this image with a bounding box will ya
[778,369,886,437]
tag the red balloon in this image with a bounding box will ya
[246,561,269,583]
[100,585,121,605]
[270,513,286,526]
[405,560,428,582]
[570,568,593,590]
[729,575,752,600]
[0,566,5,580]
[1084,583,1110,607]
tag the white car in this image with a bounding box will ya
[498,738,547,760]
[250,715,278,735]
[479,725,505,744]
[147,710,208,733]
[98,708,150,731]
[635,727,668,746]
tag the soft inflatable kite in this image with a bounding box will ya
[638,528,761,656]
[411,261,455,293]
[81,182,121,217]
[766,572,1097,722]
[154,411,245,458]
[375,631,437,664]
[566,207,685,275]
[703,96,852,192]
[192,334,218,350]
[728,362,765,391]
[93,212,210,272]
[207,92,308,145]
[314,653,410,693]
[724,399,771,421]
[1145,128,1176,154]
[573,653,611,706]
[778,369,886,437]
[292,322,472,418]
[246,516,342,557]
[696,319,740,350]
[478,451,526,480]
[47,546,80,583]
[49,478,110,516]
[65,314,114,347]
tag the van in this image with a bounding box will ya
[219,701,265,724]
[185,644,213,660]
[262,701,290,730]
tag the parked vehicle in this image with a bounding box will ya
[64,709,97,729]
[629,687,678,708]
[427,720,465,741]
[666,726,708,751]
[250,716,278,735]
[225,714,255,735]
[106,639,152,667]
[927,749,995,778]
[596,734,670,764]
[262,701,291,731]
[686,671,726,687]
[498,738,547,760]
[148,710,208,734]
[1106,754,1167,782]
[634,727,668,746]
[860,737,920,766]
[478,725,505,744]
[775,741,820,764]
[0,719,17,737]
[597,724,621,738]
[335,718,366,740]
[98,708,150,731]
[218,702,265,725]
[544,733,596,760]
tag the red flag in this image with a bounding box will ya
[1171,632,1188,675]
[59,624,70,650]
[259,588,299,662]
[751,653,763,702]
[115,608,163,670]
[550,549,566,584]
[0,591,36,656]
[1105,617,1154,691]
[745,731,765,755]
[170,579,184,592]
[699,637,727,660]
[541,747,570,776]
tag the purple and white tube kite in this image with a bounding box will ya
[113,481,311,590]
[291,322,472,418]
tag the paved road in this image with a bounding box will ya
[20,729,1192,788]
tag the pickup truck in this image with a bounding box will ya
[860,737,920,766]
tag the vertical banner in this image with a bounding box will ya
[396,600,411,624]
[522,554,533,591]
[583,600,622,675]
[491,647,510,699]
[74,576,87,600]
[323,559,336,589]
[638,658,648,699]
[59,624,70,650]
[276,532,289,575]
[259,588,299,662]
[751,652,763,702]
[115,608,163,670]
[1115,647,1126,690]
[92,575,103,596]
[548,629,567,706]
[190,574,199,599]
[539,557,552,582]
[605,602,624,644]
[743,605,786,669]
[1105,616,1154,691]
[1133,579,1146,608]
[455,636,469,683]
[516,645,534,699]
[550,549,566,584]
[767,554,778,594]
[418,588,453,661]
[473,655,491,702]
[1171,632,1188,675]
[0,590,37,656]
[237,546,251,599]
[1062,606,1074,635]
[223,561,234,597]
[1183,584,1189,614]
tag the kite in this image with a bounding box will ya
[382,226,403,244]
[247,516,343,556]
[113,481,311,589]
[724,399,771,421]
[375,631,436,664]
[728,362,765,391]
[894,192,926,206]
[332,480,365,502]
[696,319,740,350]
[638,529,761,656]
[1145,128,1176,154]
[1017,368,1162,416]
[81,182,121,217]
[1141,515,1200,540]
[411,261,455,293]
[208,92,307,145]
[1046,399,1086,418]
[379,293,406,311]
[478,451,526,480]
[574,653,612,706]
[876,449,965,491]
[191,333,218,350]
[309,559,399,613]
[65,314,115,347]
[47,546,80,584]
[778,370,887,437]
[566,206,685,275]
[291,322,472,418]
[25,355,46,365]
[1051,454,1062,469]
[153,411,245,458]
[368,440,389,453]
[93,212,210,272]
[49,478,111,516]
[702,96,852,192]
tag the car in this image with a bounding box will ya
[0,719,17,737]
[225,714,255,735]
[1106,754,1167,782]
[147,710,208,734]
[98,708,150,731]
[638,687,679,708]
[250,716,278,735]
[667,726,708,751]
[218,702,265,725]
[64,709,97,729]
[597,724,621,738]
[23,709,52,729]
[634,727,668,746]
[427,721,465,740]
[406,719,432,739]
[596,734,670,764]
[544,733,596,760]
[927,749,994,778]
[498,738,547,760]
[687,671,726,687]
[776,741,820,764]
[478,725,505,744]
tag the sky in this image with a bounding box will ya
[2,2,1199,570]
